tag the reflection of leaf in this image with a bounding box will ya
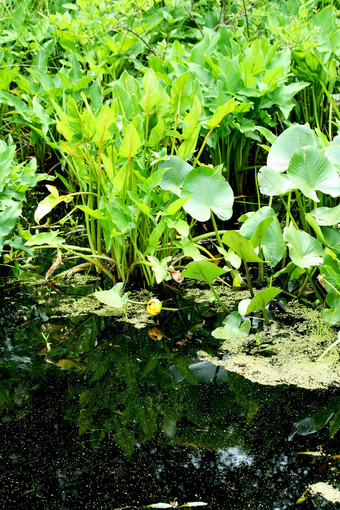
[329,407,340,438]
[189,361,228,383]
[114,427,135,456]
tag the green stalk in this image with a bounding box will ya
[311,86,321,132]
[244,261,254,298]
[262,306,271,325]
[305,268,324,304]
[279,196,298,229]
[211,211,223,250]
[208,282,230,314]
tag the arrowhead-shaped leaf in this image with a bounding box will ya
[94,282,129,308]
[182,260,227,285]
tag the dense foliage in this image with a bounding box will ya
[0,0,340,325]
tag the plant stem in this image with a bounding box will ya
[244,261,254,297]
[211,211,223,250]
[208,282,230,313]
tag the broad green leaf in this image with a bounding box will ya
[0,200,22,251]
[159,156,192,196]
[311,204,340,226]
[250,217,274,248]
[0,142,16,193]
[178,124,201,160]
[258,166,293,196]
[147,255,172,284]
[141,69,161,114]
[182,167,234,222]
[287,147,340,202]
[240,207,285,266]
[118,124,141,158]
[35,192,74,224]
[77,205,108,220]
[246,288,282,314]
[222,231,262,263]
[283,227,323,268]
[267,124,316,172]
[206,98,236,129]
[166,196,190,216]
[182,260,227,285]
[147,116,164,147]
[25,231,65,246]
[212,311,251,339]
[94,283,129,308]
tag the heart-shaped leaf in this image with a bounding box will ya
[287,147,340,202]
[311,204,340,226]
[212,311,251,339]
[222,231,262,263]
[182,260,227,285]
[240,206,285,266]
[258,166,293,196]
[94,282,129,308]
[267,124,316,172]
[283,226,323,268]
[181,167,234,222]
[159,156,193,196]
[246,287,282,314]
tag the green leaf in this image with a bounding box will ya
[222,231,262,263]
[311,204,340,226]
[240,207,285,266]
[258,165,293,196]
[142,69,162,113]
[94,283,129,308]
[287,147,340,202]
[166,196,190,216]
[182,260,227,285]
[159,156,193,196]
[0,200,22,251]
[25,231,64,246]
[283,227,323,268]
[212,312,251,339]
[246,287,282,314]
[206,98,236,129]
[34,190,74,224]
[267,124,316,172]
[118,124,141,158]
[147,255,172,284]
[182,167,234,222]
[329,406,340,438]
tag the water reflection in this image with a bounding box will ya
[0,279,339,509]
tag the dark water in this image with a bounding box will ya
[0,279,339,510]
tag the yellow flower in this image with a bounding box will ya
[147,298,162,316]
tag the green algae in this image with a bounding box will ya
[198,302,340,390]
[50,286,156,329]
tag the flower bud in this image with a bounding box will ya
[147,298,162,316]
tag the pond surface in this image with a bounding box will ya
[0,277,339,510]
